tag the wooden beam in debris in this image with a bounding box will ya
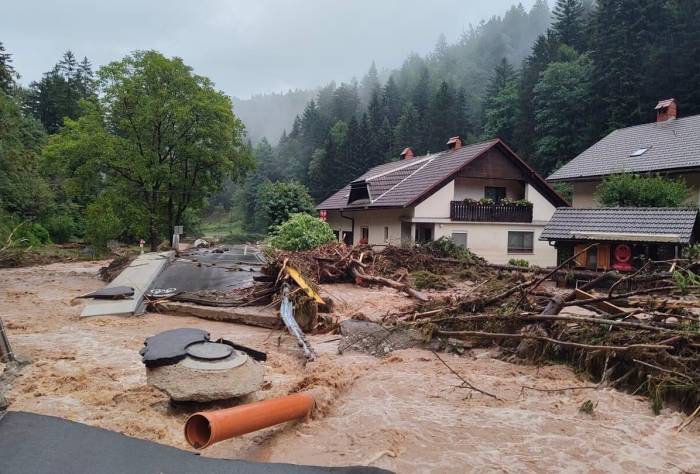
[153,301,282,329]
[573,288,627,315]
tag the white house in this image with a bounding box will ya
[542,99,700,271]
[317,137,569,266]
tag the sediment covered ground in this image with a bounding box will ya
[1,261,699,473]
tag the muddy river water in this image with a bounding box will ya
[1,261,699,473]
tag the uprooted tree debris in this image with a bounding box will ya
[144,240,700,414]
[382,244,700,414]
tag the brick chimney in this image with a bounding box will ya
[655,98,677,122]
[446,136,463,150]
[400,147,414,160]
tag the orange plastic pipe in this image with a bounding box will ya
[184,392,315,449]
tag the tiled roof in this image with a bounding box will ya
[540,207,699,243]
[547,114,700,181]
[318,139,566,210]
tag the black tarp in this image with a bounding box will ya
[0,411,391,474]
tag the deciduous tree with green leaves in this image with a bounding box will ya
[47,50,252,250]
[257,180,314,232]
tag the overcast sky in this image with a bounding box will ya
[2,0,534,99]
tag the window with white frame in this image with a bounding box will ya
[507,231,534,253]
[451,232,467,248]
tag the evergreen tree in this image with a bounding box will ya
[482,58,519,143]
[359,61,380,106]
[428,81,457,151]
[514,31,562,158]
[382,75,402,126]
[455,88,470,140]
[533,52,594,175]
[0,41,17,94]
[412,67,431,153]
[394,103,420,156]
[331,81,360,124]
[552,0,586,50]
[25,50,96,133]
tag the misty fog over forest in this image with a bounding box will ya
[1,0,699,247]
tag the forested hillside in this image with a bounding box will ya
[2,0,700,250]
[233,0,700,234]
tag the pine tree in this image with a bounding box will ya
[382,76,402,127]
[331,81,360,124]
[0,42,16,93]
[359,61,380,106]
[533,52,594,175]
[482,58,519,143]
[76,57,95,96]
[592,0,647,132]
[428,81,456,151]
[552,0,586,50]
[455,88,470,140]
[25,51,96,133]
[412,68,431,153]
[514,31,561,159]
[394,103,420,156]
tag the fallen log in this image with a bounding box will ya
[349,264,429,302]
[436,329,674,353]
[563,285,678,307]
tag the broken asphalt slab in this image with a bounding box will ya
[0,411,391,474]
[81,251,174,318]
[152,245,264,293]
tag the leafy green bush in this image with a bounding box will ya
[508,258,529,267]
[412,270,450,290]
[595,173,690,207]
[43,214,76,243]
[267,213,335,251]
[423,236,474,261]
[12,222,51,247]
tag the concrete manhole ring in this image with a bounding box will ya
[186,342,233,360]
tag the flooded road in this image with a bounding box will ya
[1,261,699,473]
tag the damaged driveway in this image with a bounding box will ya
[151,245,264,293]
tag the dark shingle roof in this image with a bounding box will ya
[318,139,567,210]
[540,208,699,243]
[548,114,700,181]
[317,140,496,210]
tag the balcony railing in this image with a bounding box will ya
[450,201,533,223]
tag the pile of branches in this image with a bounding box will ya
[267,242,486,302]
[98,254,134,282]
[394,244,700,413]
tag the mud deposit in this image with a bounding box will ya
[1,261,700,473]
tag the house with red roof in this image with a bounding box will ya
[317,137,568,266]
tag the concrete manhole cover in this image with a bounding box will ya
[186,342,233,360]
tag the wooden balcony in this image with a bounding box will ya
[450,201,533,223]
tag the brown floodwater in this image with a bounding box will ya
[1,261,699,473]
